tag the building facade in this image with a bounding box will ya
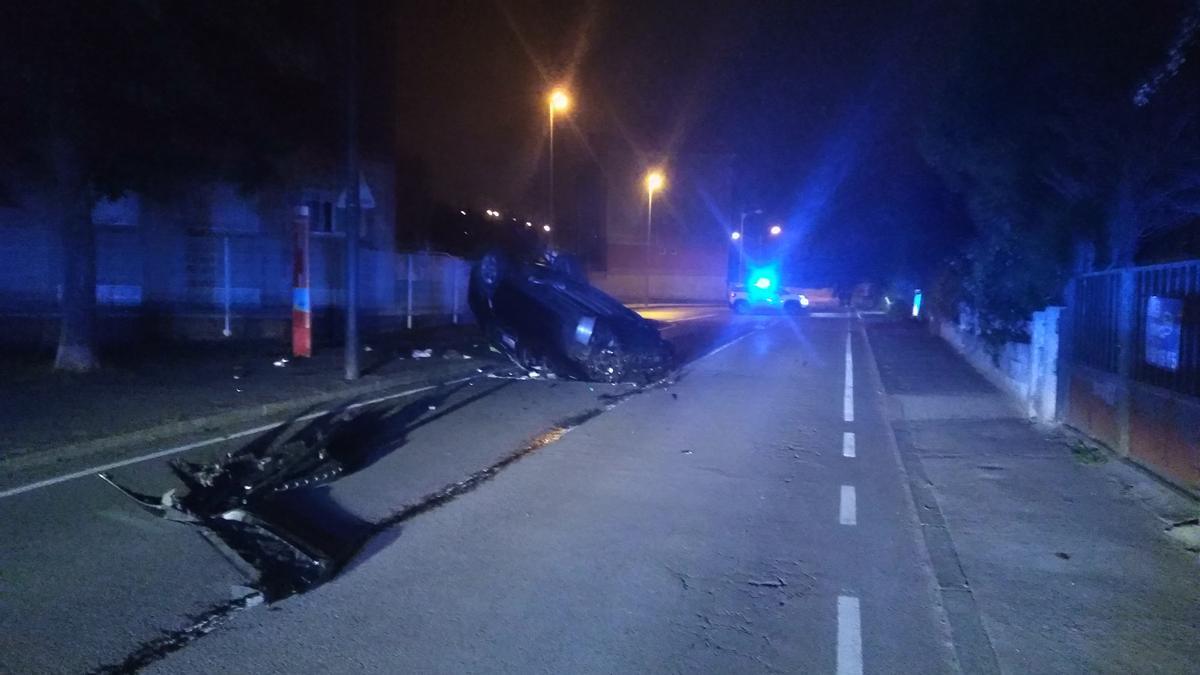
[0,161,403,346]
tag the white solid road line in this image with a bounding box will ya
[843,431,856,458]
[0,378,480,500]
[843,330,854,422]
[840,485,857,525]
[838,595,864,675]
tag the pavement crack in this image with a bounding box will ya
[665,565,692,591]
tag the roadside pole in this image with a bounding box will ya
[342,0,360,381]
[222,235,232,337]
[406,254,414,330]
[291,205,312,358]
[452,261,460,325]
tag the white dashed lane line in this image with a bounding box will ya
[840,485,857,525]
[837,322,863,673]
[843,330,854,422]
[838,595,864,675]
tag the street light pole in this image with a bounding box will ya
[644,169,665,307]
[645,189,653,306]
[736,209,761,283]
[343,0,360,381]
[547,88,570,236]
[548,103,555,230]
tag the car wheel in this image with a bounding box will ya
[784,300,802,314]
[733,300,750,314]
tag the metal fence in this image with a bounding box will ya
[102,230,472,330]
[1071,259,1200,397]
[1132,261,1200,396]
[1070,272,1121,373]
[395,252,471,327]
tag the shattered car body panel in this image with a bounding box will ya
[469,251,675,383]
[100,404,404,600]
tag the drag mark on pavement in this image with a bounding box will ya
[843,330,854,422]
[837,595,863,675]
[89,593,260,675]
[842,432,856,458]
[839,485,857,525]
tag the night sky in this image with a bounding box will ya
[389,0,964,224]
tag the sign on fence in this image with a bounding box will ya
[1145,295,1182,371]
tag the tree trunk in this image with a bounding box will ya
[54,194,99,372]
[1106,174,1140,268]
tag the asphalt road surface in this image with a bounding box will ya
[2,307,957,673]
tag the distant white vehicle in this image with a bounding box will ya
[728,273,810,314]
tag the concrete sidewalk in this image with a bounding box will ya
[1,325,498,473]
[864,319,1200,673]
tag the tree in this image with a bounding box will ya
[0,2,330,370]
[918,1,1199,340]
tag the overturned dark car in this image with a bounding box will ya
[469,250,675,383]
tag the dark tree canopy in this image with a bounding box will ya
[0,1,340,370]
[0,1,336,199]
[918,0,1200,345]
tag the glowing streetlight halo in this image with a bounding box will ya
[644,169,665,194]
[769,224,783,236]
[548,88,571,113]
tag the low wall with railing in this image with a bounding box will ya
[934,307,1063,421]
[589,271,726,304]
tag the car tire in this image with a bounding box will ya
[733,300,750,314]
[784,300,802,314]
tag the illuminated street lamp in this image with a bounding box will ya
[547,87,571,229]
[769,224,782,236]
[730,231,741,241]
[644,169,665,306]
[543,224,552,232]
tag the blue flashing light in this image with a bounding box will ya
[912,290,923,318]
[747,267,778,302]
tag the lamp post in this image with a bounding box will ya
[343,0,360,381]
[735,209,761,283]
[644,169,665,306]
[547,88,570,230]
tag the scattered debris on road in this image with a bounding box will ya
[747,577,788,588]
[98,401,412,600]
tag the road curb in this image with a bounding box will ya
[1,361,486,476]
[857,319,999,674]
